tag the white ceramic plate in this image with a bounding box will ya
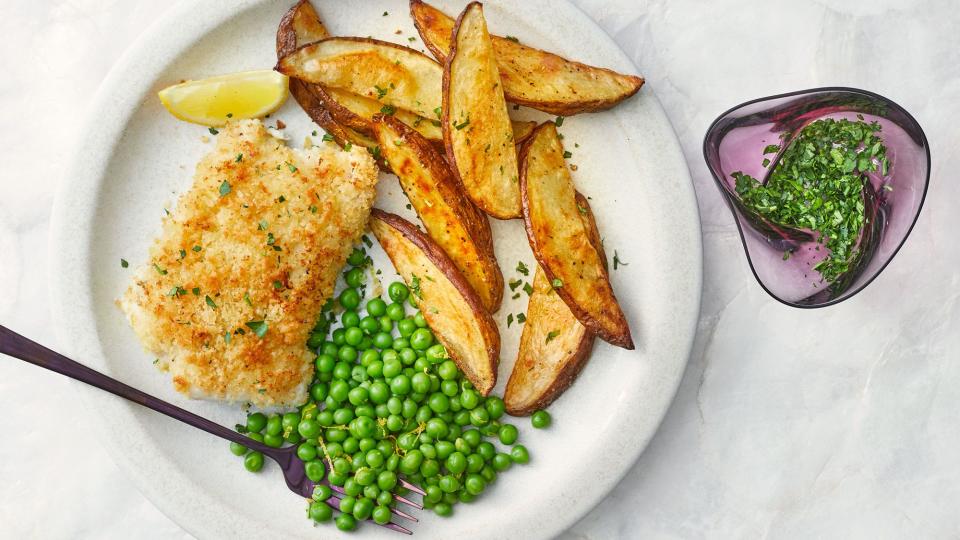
[50,1,701,538]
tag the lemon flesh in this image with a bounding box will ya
[158,70,289,127]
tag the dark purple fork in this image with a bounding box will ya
[0,325,424,534]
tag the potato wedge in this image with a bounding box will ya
[411,0,644,115]
[371,210,500,395]
[277,37,442,118]
[443,2,521,219]
[505,193,604,415]
[519,122,633,349]
[276,3,389,170]
[373,115,503,312]
[319,87,444,143]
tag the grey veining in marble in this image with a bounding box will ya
[1,0,957,538]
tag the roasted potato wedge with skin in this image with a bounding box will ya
[411,0,644,115]
[505,193,604,415]
[373,114,503,312]
[443,2,521,219]
[276,3,390,171]
[520,122,633,349]
[320,87,444,143]
[370,210,500,395]
[277,37,442,118]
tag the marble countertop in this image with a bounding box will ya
[2,0,956,538]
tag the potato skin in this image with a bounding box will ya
[373,114,504,312]
[411,0,645,115]
[371,209,501,395]
[519,122,634,349]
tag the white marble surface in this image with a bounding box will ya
[1,0,956,538]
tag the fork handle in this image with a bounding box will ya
[0,325,274,455]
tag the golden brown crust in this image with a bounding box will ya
[370,209,500,395]
[411,0,644,115]
[519,122,634,349]
[276,0,328,57]
[373,114,503,312]
[442,2,521,220]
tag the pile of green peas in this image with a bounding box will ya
[230,246,551,532]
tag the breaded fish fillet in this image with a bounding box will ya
[120,119,378,407]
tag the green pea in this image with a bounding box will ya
[326,427,348,443]
[304,460,326,482]
[410,328,433,350]
[366,360,384,378]
[347,247,366,266]
[327,470,347,486]
[465,453,484,473]
[465,473,486,495]
[445,451,467,474]
[531,410,552,429]
[306,332,325,350]
[339,288,361,310]
[324,441,343,458]
[350,416,378,439]
[317,410,335,426]
[372,331,393,349]
[344,477,362,497]
[425,484,443,503]
[377,490,394,506]
[413,311,428,327]
[397,318,415,338]
[388,282,409,303]
[332,361,352,381]
[308,501,333,522]
[342,437,360,454]
[453,437,472,455]
[265,415,282,436]
[297,443,318,461]
[246,412,267,433]
[344,328,363,347]
[410,372,431,394]
[378,316,393,333]
[244,451,264,472]
[428,392,450,413]
[377,470,398,490]
[366,449,385,469]
[229,441,248,456]
[367,381,389,404]
[439,475,460,493]
[298,419,322,439]
[331,328,346,346]
[485,396,506,420]
[476,441,496,461]
[383,359,403,378]
[470,407,490,427]
[399,348,417,365]
[420,458,441,478]
[341,310,361,328]
[309,382,329,401]
[352,496,374,520]
[321,341,339,356]
[416,405,433,423]
[492,452,512,472]
[425,418,449,439]
[335,512,357,531]
[459,390,479,410]
[348,386,369,406]
[438,360,459,381]
[434,502,453,517]
[498,424,519,445]
[339,494,357,515]
[481,464,497,483]
[459,490,476,503]
[367,297,387,317]
[386,302,405,321]
[345,267,366,288]
[313,484,333,501]
[402,398,418,419]
[420,443,437,459]
[425,344,447,363]
[358,316,378,335]
[390,374,412,395]
[510,444,530,464]
[393,337,410,350]
[441,380,459,397]
[359,348,379,366]
[372,504,392,525]
[454,410,472,426]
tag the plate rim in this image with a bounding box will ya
[49,0,703,538]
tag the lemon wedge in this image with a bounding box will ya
[158,70,289,127]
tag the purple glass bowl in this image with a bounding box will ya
[703,87,930,308]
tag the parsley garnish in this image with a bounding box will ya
[563,151,572,159]
[732,118,887,282]
[208,127,219,135]
[153,263,167,275]
[244,292,253,306]
[551,278,563,288]
[374,85,388,99]
[286,162,297,173]
[266,232,276,245]
[433,107,442,118]
[362,235,373,248]
[555,116,564,126]
[219,180,231,197]
[762,144,781,154]
[120,258,129,268]
[178,249,186,260]
[410,275,423,298]
[516,313,526,324]
[522,282,533,296]
[246,320,268,338]
[235,153,243,162]
[344,142,353,151]
[454,114,471,130]
[205,295,217,309]
[508,279,522,291]
[224,331,231,345]
[273,280,283,290]
[613,250,628,270]
[507,313,514,327]
[380,105,396,115]
[322,134,334,142]
[545,330,559,343]
[192,287,200,295]
[168,286,186,297]
[515,261,529,275]
[505,36,519,43]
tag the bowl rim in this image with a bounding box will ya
[701,86,931,309]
